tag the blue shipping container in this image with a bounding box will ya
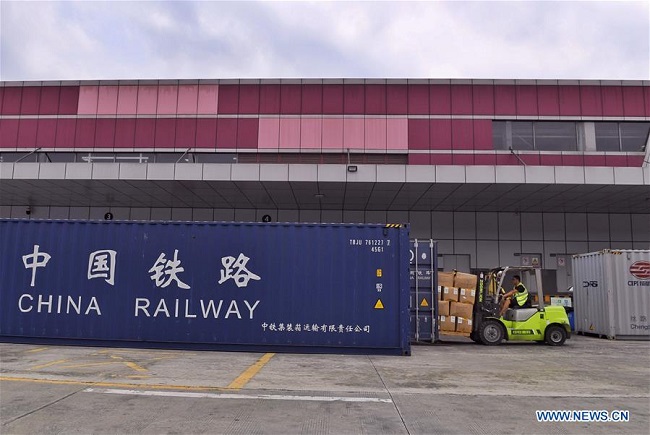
[0,220,411,355]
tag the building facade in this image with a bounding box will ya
[1,79,649,290]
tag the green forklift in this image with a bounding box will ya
[469,266,571,346]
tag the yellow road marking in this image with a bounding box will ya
[30,359,68,370]
[227,353,275,390]
[26,347,48,353]
[0,376,226,392]
[125,362,148,372]
[60,362,117,369]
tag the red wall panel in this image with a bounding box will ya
[239,84,260,114]
[40,87,61,115]
[408,154,430,165]
[20,87,41,114]
[155,119,176,148]
[494,85,516,115]
[451,85,472,115]
[259,84,281,114]
[74,119,97,148]
[495,154,520,165]
[558,86,581,116]
[601,86,623,116]
[407,84,429,114]
[59,86,80,114]
[322,84,343,114]
[430,84,451,115]
[217,85,239,114]
[280,84,301,114]
[237,118,259,149]
[408,119,429,149]
[175,118,197,149]
[430,119,451,150]
[452,154,474,165]
[561,154,584,166]
[540,154,562,165]
[430,154,452,165]
[520,154,540,165]
[195,118,217,149]
[95,118,116,148]
[622,86,645,117]
[474,153,497,165]
[301,84,322,114]
[216,118,237,148]
[386,84,407,114]
[580,86,603,116]
[515,85,538,116]
[0,119,19,148]
[134,118,155,149]
[2,87,22,115]
[114,118,136,149]
[451,119,473,150]
[627,155,644,167]
[644,87,650,117]
[583,155,606,166]
[472,85,494,116]
[365,84,386,115]
[537,86,560,116]
[343,84,364,114]
[54,119,76,148]
[604,154,627,167]
[36,119,58,148]
[473,120,492,150]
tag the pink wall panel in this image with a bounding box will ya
[473,120,492,150]
[116,86,138,115]
[495,154,520,165]
[322,118,343,149]
[114,118,136,148]
[95,118,116,148]
[323,84,343,114]
[300,118,322,149]
[155,119,176,148]
[301,84,322,114]
[408,119,429,150]
[580,86,603,116]
[17,119,38,148]
[365,84,386,115]
[605,154,627,166]
[40,87,60,115]
[450,85,472,115]
[260,84,280,114]
[281,85,301,114]
[216,118,237,149]
[59,87,80,114]
[343,118,364,149]
[472,85,494,115]
[601,86,623,116]
[644,87,650,117]
[520,154,540,165]
[540,154,562,165]
[622,86,645,117]
[258,118,280,149]
[364,117,386,150]
[430,154,452,165]
[627,155,645,167]
[408,154,430,165]
[429,119,451,150]
[74,119,97,148]
[386,118,408,150]
[195,118,217,148]
[0,119,19,148]
[561,154,584,166]
[1,87,22,115]
[494,85,516,115]
[134,118,155,148]
[0,88,4,114]
[237,118,259,149]
[54,119,76,148]
[537,86,560,116]
[136,85,158,115]
[407,85,429,114]
[452,154,474,165]
[97,86,119,115]
[78,86,99,114]
[558,86,581,116]
[157,85,178,115]
[239,84,260,114]
[279,118,300,148]
[197,85,219,114]
[343,84,364,114]
[451,119,473,150]
[516,85,538,116]
[583,155,606,166]
[430,85,451,115]
[177,85,198,114]
[387,84,407,114]
[20,87,41,114]
[175,118,197,149]
[217,85,239,114]
[474,153,497,165]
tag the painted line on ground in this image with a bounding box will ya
[0,376,226,392]
[29,359,69,370]
[84,387,393,403]
[25,347,48,353]
[227,352,275,390]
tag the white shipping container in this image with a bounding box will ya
[572,250,650,340]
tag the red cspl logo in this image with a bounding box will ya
[629,261,650,280]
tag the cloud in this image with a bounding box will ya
[0,0,648,81]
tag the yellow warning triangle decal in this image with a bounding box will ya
[421,298,429,307]
[374,299,384,309]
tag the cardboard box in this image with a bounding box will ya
[436,286,443,300]
[455,317,473,334]
[450,301,473,319]
[439,315,456,332]
[458,288,476,304]
[454,272,478,290]
[438,300,451,316]
[441,287,459,302]
[438,272,455,288]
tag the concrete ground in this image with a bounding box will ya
[1,335,648,434]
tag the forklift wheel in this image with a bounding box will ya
[479,320,504,346]
[544,325,567,346]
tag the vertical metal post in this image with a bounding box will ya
[431,239,439,343]
[414,239,419,342]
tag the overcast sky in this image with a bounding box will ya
[1,1,648,81]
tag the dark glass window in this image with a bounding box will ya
[492,121,508,150]
[534,122,577,151]
[595,123,620,151]
[511,122,534,150]
[620,122,650,152]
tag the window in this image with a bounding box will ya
[620,123,650,152]
[595,123,620,151]
[534,122,577,151]
[511,122,534,150]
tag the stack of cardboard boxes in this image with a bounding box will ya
[437,271,478,336]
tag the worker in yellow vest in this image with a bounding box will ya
[499,275,529,317]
